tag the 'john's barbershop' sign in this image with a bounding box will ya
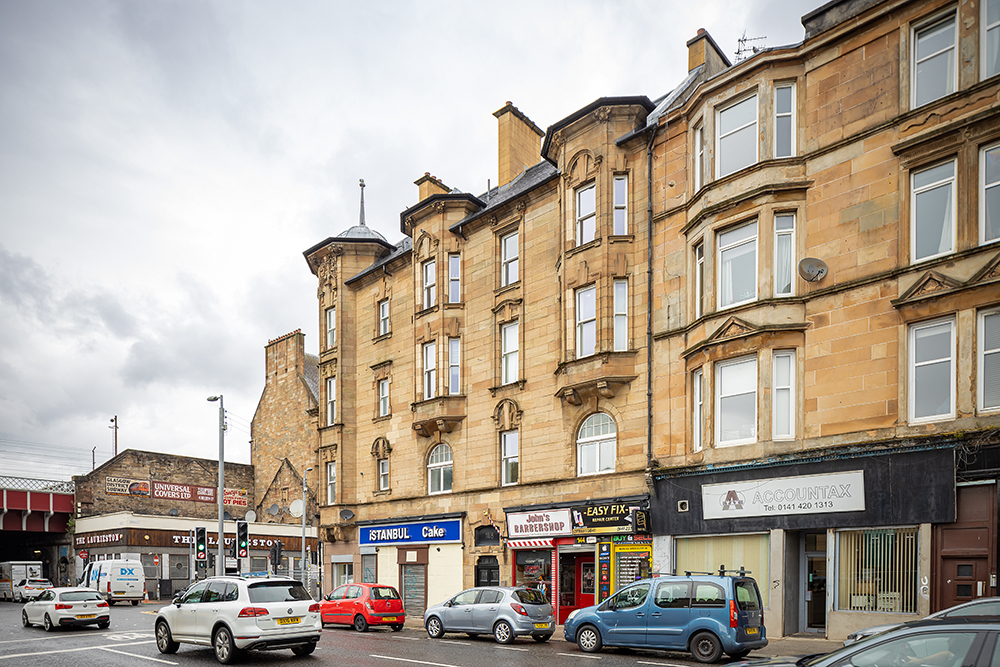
[359,519,462,546]
[506,509,573,537]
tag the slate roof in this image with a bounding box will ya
[344,237,413,285]
[304,353,319,402]
[450,161,560,234]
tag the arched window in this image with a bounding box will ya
[427,443,453,494]
[577,413,616,476]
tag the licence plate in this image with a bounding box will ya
[77,614,96,619]
[746,627,758,635]
[276,617,301,625]
[113,592,125,595]
[534,623,550,629]
[382,616,397,622]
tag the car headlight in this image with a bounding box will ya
[566,609,579,622]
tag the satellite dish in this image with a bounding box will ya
[268,504,280,516]
[289,499,303,518]
[167,508,178,516]
[245,510,257,523]
[223,511,232,521]
[797,257,829,283]
[339,509,355,522]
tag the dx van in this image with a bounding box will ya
[79,559,146,605]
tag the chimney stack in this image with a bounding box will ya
[687,28,731,76]
[493,102,544,188]
[414,172,451,202]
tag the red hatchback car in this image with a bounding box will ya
[320,583,405,632]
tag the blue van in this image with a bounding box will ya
[563,573,767,662]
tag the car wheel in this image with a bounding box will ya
[577,625,603,653]
[354,614,368,632]
[291,643,316,656]
[213,626,241,664]
[21,610,31,628]
[391,624,404,632]
[533,634,551,642]
[43,614,54,632]
[155,621,179,654]
[98,621,110,629]
[425,616,445,638]
[493,620,514,644]
[14,593,23,603]
[691,631,723,663]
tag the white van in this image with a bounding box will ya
[79,559,145,605]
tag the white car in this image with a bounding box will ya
[13,578,53,603]
[21,587,110,631]
[154,575,321,664]
[843,596,1000,645]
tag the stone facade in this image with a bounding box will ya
[74,449,254,520]
[300,0,1000,640]
[250,329,321,526]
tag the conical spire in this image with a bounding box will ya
[359,179,366,227]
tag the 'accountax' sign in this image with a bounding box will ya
[359,519,462,546]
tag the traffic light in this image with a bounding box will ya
[236,521,249,558]
[229,536,237,560]
[208,553,216,570]
[195,527,207,561]
[274,540,283,565]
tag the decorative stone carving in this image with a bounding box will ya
[371,437,392,458]
[492,399,522,430]
[594,107,611,123]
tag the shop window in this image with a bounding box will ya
[913,12,957,108]
[515,549,552,596]
[911,160,956,262]
[986,0,1000,78]
[716,355,757,446]
[576,183,596,245]
[576,285,597,357]
[718,221,757,308]
[717,93,758,177]
[909,318,954,423]
[774,214,795,296]
[501,231,519,286]
[325,307,336,349]
[427,443,453,495]
[837,527,918,613]
[774,83,795,158]
[981,144,1000,244]
[577,412,616,476]
[675,533,770,588]
[333,563,354,588]
[613,175,628,235]
[979,309,1000,411]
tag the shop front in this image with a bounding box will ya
[356,512,464,621]
[650,447,955,640]
[505,495,651,624]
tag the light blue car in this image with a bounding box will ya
[563,574,767,662]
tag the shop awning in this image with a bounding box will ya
[507,539,553,549]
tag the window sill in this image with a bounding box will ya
[489,379,526,396]
[373,332,392,343]
[495,281,521,297]
[576,469,616,478]
[716,438,757,448]
[566,237,602,258]
[444,301,465,310]
[428,489,453,496]
[608,234,634,243]
[373,489,392,497]
[416,304,439,318]
[372,414,391,423]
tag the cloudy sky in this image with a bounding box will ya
[0,0,818,480]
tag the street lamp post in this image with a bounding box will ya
[302,467,313,584]
[207,395,225,577]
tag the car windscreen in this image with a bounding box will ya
[513,589,549,605]
[370,586,400,600]
[60,591,104,602]
[248,582,312,603]
[735,579,761,611]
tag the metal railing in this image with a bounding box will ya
[0,475,75,493]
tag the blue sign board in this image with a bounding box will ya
[359,519,462,545]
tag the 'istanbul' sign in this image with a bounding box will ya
[702,470,866,520]
[359,519,462,545]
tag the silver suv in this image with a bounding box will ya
[154,575,321,664]
[423,586,554,644]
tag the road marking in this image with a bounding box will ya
[106,632,154,641]
[140,610,159,616]
[0,639,154,660]
[439,640,471,646]
[559,653,601,659]
[0,631,109,645]
[371,655,460,667]
[496,646,528,651]
[637,662,690,667]
[98,647,178,665]
[390,636,424,641]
